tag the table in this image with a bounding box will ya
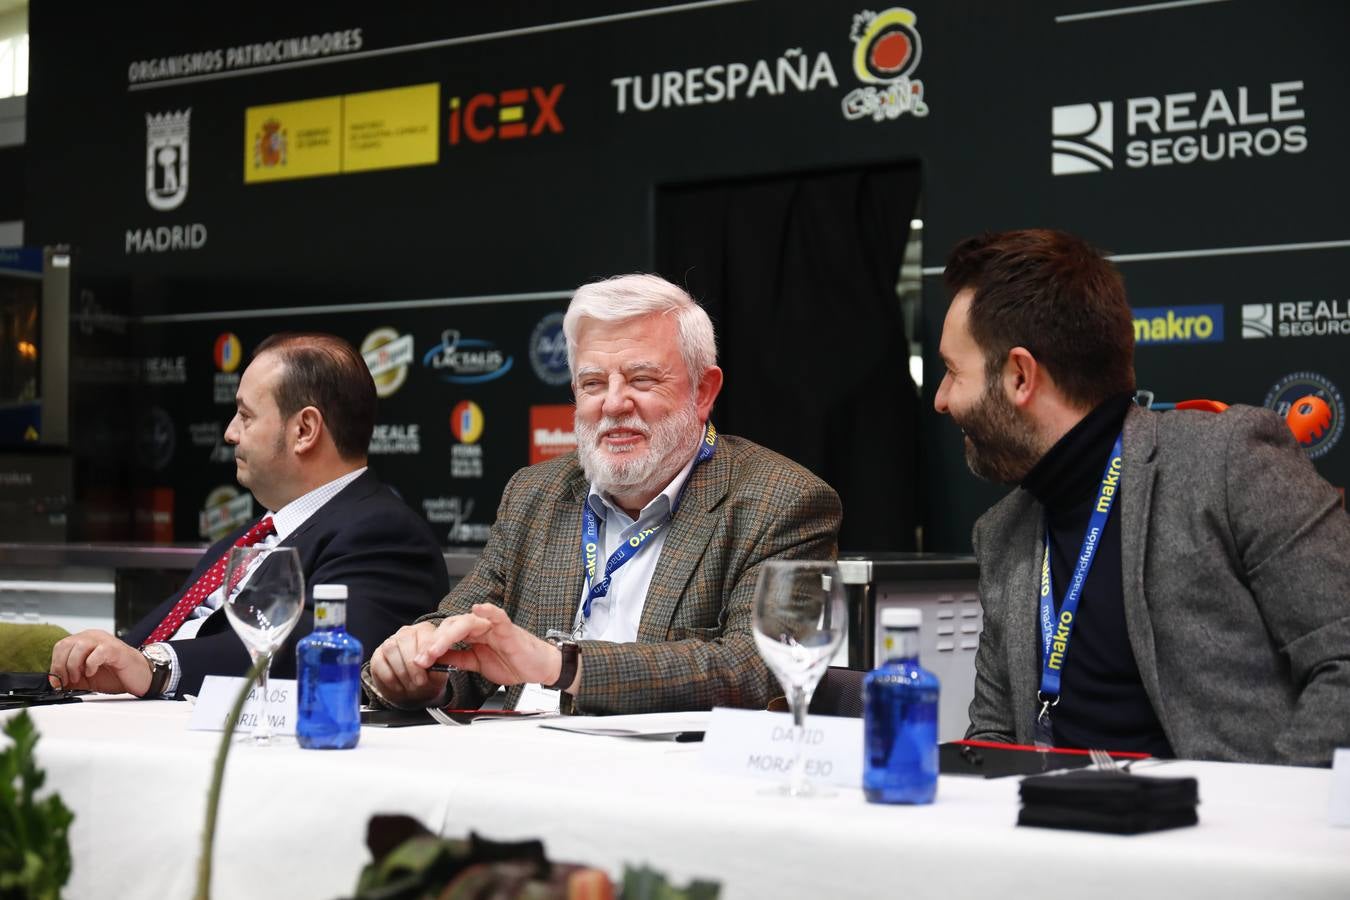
[5,697,1348,899]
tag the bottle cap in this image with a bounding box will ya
[314,584,348,601]
[880,607,922,629]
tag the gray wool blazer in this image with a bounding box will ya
[967,403,1350,766]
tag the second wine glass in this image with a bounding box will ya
[751,559,847,798]
[222,545,305,746]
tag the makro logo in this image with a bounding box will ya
[1242,300,1350,339]
[1132,305,1224,345]
[1052,102,1112,174]
[841,7,929,123]
[361,328,414,399]
[422,329,513,384]
[1264,371,1344,459]
[1052,81,1306,175]
[529,312,571,386]
[448,85,564,145]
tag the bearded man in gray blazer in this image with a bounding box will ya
[935,229,1350,767]
[366,273,841,715]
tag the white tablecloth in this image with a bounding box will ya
[5,696,1348,899]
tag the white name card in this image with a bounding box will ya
[700,707,862,789]
[1332,748,1350,827]
[188,675,299,736]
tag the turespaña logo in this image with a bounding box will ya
[448,85,564,145]
[1052,102,1113,175]
[422,329,513,384]
[450,400,485,478]
[1264,371,1344,459]
[530,404,576,464]
[1244,299,1350,339]
[361,328,415,398]
[1242,303,1274,339]
[842,8,929,123]
[146,109,190,210]
[1132,305,1224,345]
[214,332,243,373]
[253,118,287,169]
[529,312,571,386]
[199,485,253,541]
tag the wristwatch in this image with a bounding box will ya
[544,635,580,692]
[141,643,173,698]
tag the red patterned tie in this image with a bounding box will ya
[141,516,276,646]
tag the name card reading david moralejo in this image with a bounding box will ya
[700,707,862,789]
[188,675,299,736]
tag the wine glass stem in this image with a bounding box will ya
[255,655,272,745]
[789,684,808,796]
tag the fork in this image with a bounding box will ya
[1088,748,1122,772]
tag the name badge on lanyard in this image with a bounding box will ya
[575,421,718,639]
[1034,433,1124,749]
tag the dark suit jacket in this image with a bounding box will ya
[421,434,842,714]
[967,404,1350,765]
[123,470,448,698]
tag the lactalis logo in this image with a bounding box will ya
[1053,81,1307,175]
[1052,102,1113,175]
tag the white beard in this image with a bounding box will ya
[575,402,703,503]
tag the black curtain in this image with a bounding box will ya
[655,163,921,551]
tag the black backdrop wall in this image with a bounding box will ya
[21,0,1350,549]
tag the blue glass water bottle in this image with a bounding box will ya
[297,584,363,749]
[863,607,939,803]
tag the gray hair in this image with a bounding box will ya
[563,273,718,389]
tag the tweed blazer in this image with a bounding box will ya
[425,433,842,714]
[967,404,1350,766]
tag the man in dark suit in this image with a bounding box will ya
[366,274,842,714]
[935,229,1350,765]
[50,333,448,699]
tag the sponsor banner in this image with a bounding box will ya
[369,423,421,455]
[449,84,564,145]
[1264,372,1344,460]
[245,83,439,183]
[530,404,576,464]
[1242,300,1350,339]
[1054,81,1307,175]
[199,485,253,541]
[528,312,570,386]
[1132,305,1224,345]
[361,328,414,398]
[422,329,513,384]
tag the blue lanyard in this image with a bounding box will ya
[1038,433,1124,702]
[579,421,718,621]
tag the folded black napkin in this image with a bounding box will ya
[1017,769,1199,834]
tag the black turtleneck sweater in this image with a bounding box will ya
[1020,394,1174,758]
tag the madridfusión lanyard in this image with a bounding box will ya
[1034,433,1124,748]
[576,421,718,635]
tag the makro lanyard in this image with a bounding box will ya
[579,421,718,622]
[1037,433,1124,710]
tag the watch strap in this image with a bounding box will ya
[141,648,172,698]
[545,640,580,692]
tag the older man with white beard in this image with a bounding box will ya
[366,273,842,714]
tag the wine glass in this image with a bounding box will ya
[751,559,847,798]
[223,545,305,746]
